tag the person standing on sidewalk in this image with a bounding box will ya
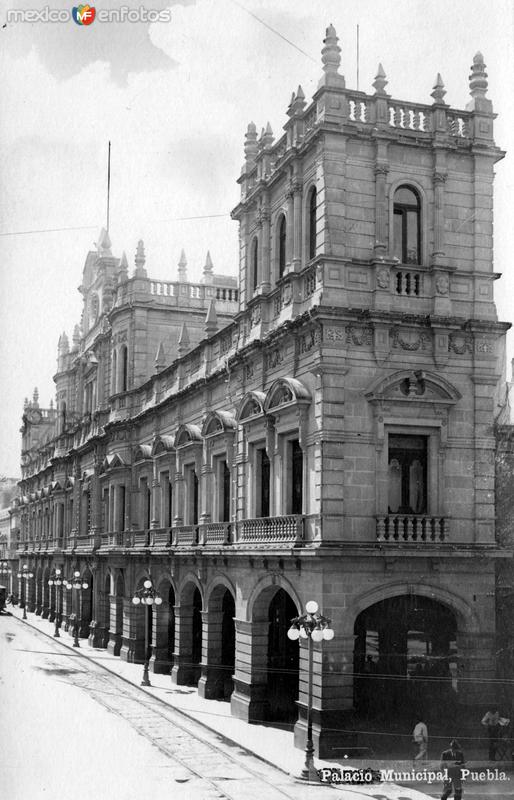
[412,717,428,762]
[440,739,465,800]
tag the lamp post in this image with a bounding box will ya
[287,600,335,782]
[47,568,63,638]
[0,561,12,594]
[16,564,35,620]
[64,571,89,647]
[132,579,162,687]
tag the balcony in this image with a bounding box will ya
[236,515,304,545]
[174,525,199,547]
[376,515,448,544]
[200,522,232,545]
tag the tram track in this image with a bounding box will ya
[17,620,335,800]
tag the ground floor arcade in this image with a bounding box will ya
[15,551,499,757]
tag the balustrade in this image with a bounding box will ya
[201,522,231,545]
[237,515,304,544]
[376,515,448,543]
[174,525,199,546]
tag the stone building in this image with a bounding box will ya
[13,28,511,756]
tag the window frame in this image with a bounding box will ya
[392,184,421,266]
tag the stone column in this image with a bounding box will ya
[199,464,213,528]
[260,208,271,293]
[119,598,145,663]
[173,473,185,529]
[374,162,389,253]
[151,597,174,674]
[151,467,160,529]
[35,573,43,615]
[48,583,56,622]
[198,610,225,699]
[285,189,294,271]
[231,619,269,722]
[171,603,197,685]
[107,593,123,656]
[294,633,356,759]
[292,179,303,271]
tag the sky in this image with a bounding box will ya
[0,0,513,479]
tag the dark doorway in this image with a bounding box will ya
[259,449,270,518]
[388,434,427,514]
[168,586,175,666]
[353,595,457,724]
[192,587,202,677]
[267,589,299,724]
[222,461,231,522]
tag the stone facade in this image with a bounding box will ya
[11,29,511,757]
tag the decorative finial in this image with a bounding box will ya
[204,299,218,336]
[61,331,69,353]
[431,73,446,104]
[373,63,388,95]
[154,341,165,372]
[177,322,190,356]
[178,249,187,282]
[23,397,29,410]
[134,239,147,277]
[321,24,341,75]
[262,122,274,148]
[203,250,214,282]
[49,398,54,410]
[469,51,488,99]
[118,251,129,282]
[98,227,112,255]
[244,121,258,163]
[33,387,39,407]
[291,85,306,115]
[72,324,81,349]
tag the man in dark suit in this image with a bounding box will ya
[440,739,465,800]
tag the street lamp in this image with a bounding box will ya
[16,564,35,620]
[47,568,64,638]
[132,579,162,687]
[0,561,12,593]
[287,599,335,782]
[64,571,89,647]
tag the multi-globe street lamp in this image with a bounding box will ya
[287,600,335,782]
[64,571,89,647]
[132,579,162,687]
[47,568,64,638]
[0,561,12,593]
[16,564,35,620]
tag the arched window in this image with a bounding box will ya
[393,186,420,265]
[251,238,258,293]
[308,188,317,261]
[278,215,286,279]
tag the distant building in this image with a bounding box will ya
[13,28,511,756]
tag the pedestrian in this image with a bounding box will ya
[481,708,501,761]
[412,716,428,762]
[440,739,465,800]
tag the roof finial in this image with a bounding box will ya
[23,397,29,410]
[177,321,190,357]
[118,251,129,283]
[61,331,69,353]
[98,227,112,255]
[203,250,214,283]
[322,24,341,75]
[373,63,388,95]
[431,73,447,104]
[33,387,39,407]
[134,239,147,278]
[72,324,81,350]
[262,121,274,149]
[469,51,488,98]
[154,341,166,372]
[178,249,187,282]
[244,121,258,164]
[204,299,218,336]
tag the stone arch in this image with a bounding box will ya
[343,580,480,638]
[172,576,203,687]
[152,574,176,674]
[151,435,175,457]
[237,391,266,423]
[200,577,236,701]
[388,177,428,265]
[202,411,237,438]
[264,376,311,413]
[247,573,302,622]
[177,573,204,605]
[134,444,152,463]
[175,424,202,449]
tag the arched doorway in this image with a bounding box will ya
[35,567,43,614]
[353,594,458,724]
[199,585,235,701]
[267,588,299,724]
[80,571,93,638]
[152,581,175,674]
[192,587,202,679]
[221,590,235,699]
[108,573,124,656]
[42,567,50,618]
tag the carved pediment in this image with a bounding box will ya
[237,391,266,423]
[365,370,460,406]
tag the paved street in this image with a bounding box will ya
[1,612,512,800]
[0,613,432,800]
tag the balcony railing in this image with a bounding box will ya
[236,515,304,545]
[200,522,232,545]
[150,528,173,547]
[376,515,448,543]
[174,525,199,546]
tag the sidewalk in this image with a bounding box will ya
[6,606,328,778]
